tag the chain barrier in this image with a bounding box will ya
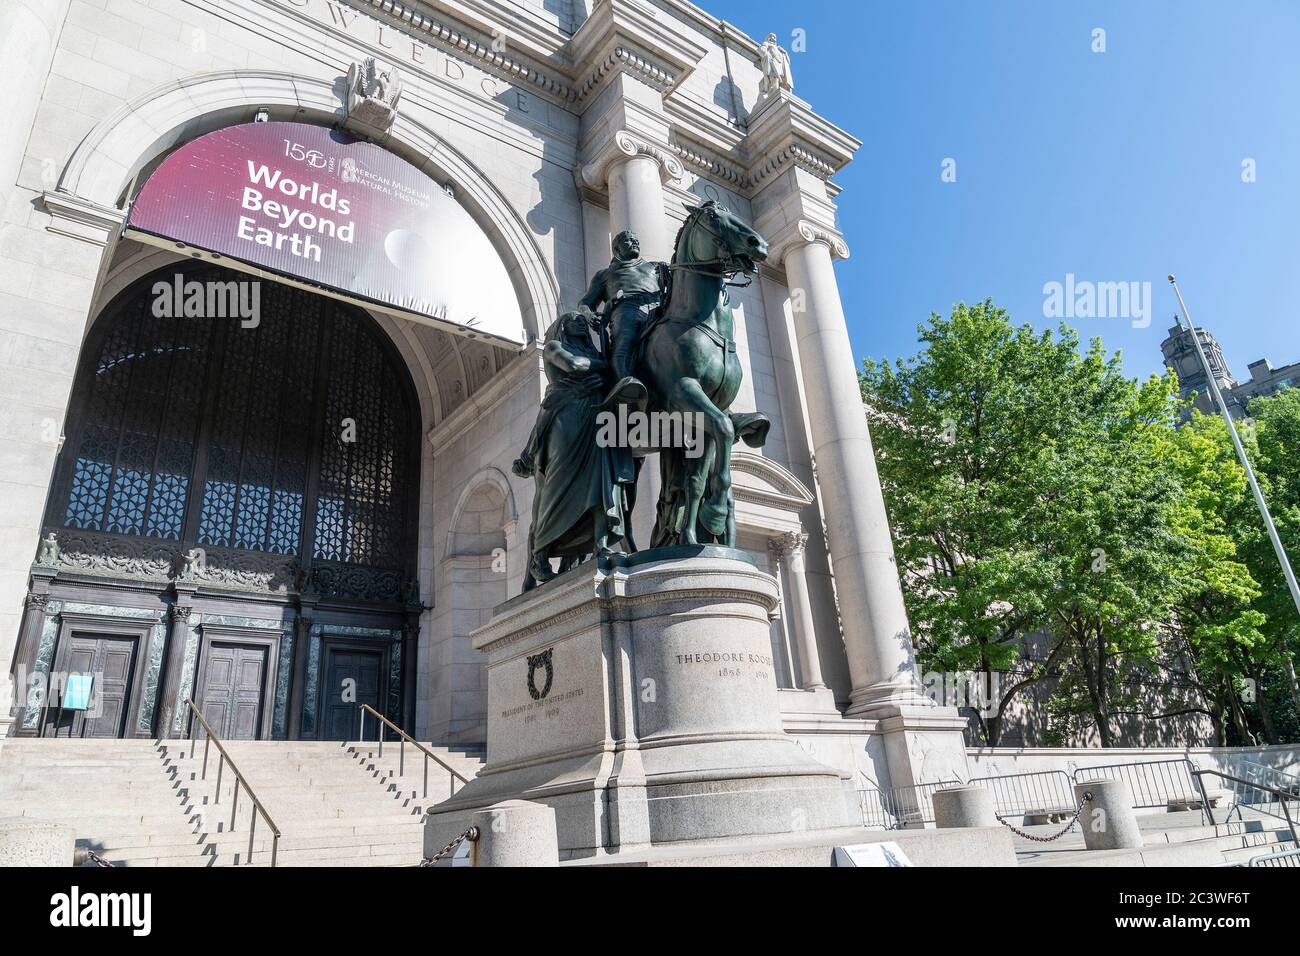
[995,791,1093,843]
[420,825,479,866]
[74,848,116,867]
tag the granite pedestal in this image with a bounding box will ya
[425,549,859,860]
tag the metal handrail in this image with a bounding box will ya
[183,699,281,866]
[1192,768,1299,847]
[356,703,469,800]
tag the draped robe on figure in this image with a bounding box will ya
[521,320,636,558]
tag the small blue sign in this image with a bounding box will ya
[63,674,93,711]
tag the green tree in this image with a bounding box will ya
[861,301,1071,742]
[1236,390,1300,726]
[1138,408,1267,744]
[1019,370,1191,746]
[862,301,1195,745]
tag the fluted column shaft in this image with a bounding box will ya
[769,531,826,691]
[783,237,922,715]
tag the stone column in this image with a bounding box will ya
[9,589,52,734]
[580,131,681,263]
[606,163,669,261]
[781,227,922,716]
[767,531,826,691]
[155,602,194,739]
[288,606,315,740]
[401,616,419,732]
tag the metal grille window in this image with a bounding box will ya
[51,266,417,576]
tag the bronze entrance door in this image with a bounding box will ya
[320,643,387,740]
[54,633,139,738]
[197,642,270,740]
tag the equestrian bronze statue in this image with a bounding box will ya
[512,200,769,591]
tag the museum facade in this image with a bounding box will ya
[0,0,967,792]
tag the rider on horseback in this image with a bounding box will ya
[579,230,668,393]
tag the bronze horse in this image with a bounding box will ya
[637,201,770,547]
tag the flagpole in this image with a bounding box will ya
[1168,274,1300,618]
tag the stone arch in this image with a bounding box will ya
[445,467,518,559]
[56,68,557,345]
[434,467,518,742]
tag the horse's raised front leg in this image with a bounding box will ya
[669,376,734,546]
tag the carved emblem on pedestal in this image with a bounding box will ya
[526,648,554,701]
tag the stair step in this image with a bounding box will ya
[1,737,484,867]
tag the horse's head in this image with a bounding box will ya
[679,200,768,276]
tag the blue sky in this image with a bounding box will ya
[710,0,1300,382]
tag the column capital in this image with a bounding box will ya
[764,219,851,268]
[23,592,51,611]
[580,129,684,193]
[767,529,809,560]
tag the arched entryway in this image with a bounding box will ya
[17,263,422,740]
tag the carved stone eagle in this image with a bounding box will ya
[345,56,403,133]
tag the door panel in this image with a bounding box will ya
[322,648,384,740]
[199,642,268,739]
[58,633,138,738]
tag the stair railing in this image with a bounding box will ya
[1192,767,1299,847]
[356,703,470,800]
[183,698,281,867]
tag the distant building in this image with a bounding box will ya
[1160,322,1297,417]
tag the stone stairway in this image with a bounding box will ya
[1013,804,1298,867]
[0,737,483,867]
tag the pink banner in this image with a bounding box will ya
[127,121,524,345]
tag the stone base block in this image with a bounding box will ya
[0,817,74,866]
[425,551,859,860]
[1077,779,1143,850]
[470,800,558,867]
[933,785,998,829]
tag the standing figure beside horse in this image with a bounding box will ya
[511,308,641,590]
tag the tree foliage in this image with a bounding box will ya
[861,300,1299,745]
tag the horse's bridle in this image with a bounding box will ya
[668,208,757,288]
